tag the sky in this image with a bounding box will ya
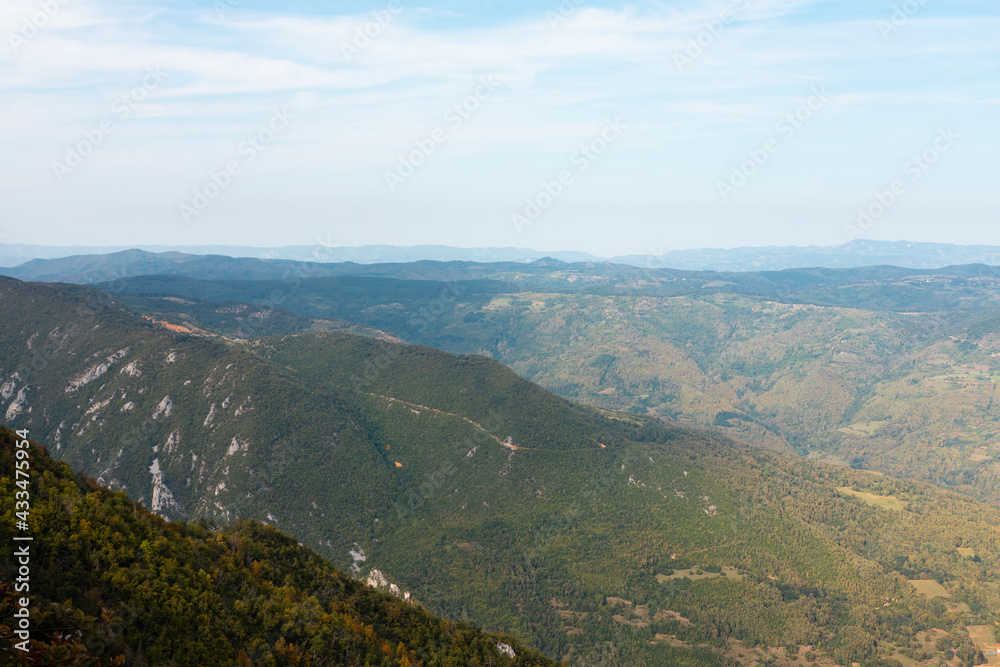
[0,0,998,256]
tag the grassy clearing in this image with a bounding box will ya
[909,579,950,599]
[656,566,744,583]
[841,420,890,435]
[837,487,908,511]
[968,626,999,665]
[807,450,850,467]
[482,297,513,310]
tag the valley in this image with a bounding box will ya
[74,257,1000,507]
[5,269,1000,665]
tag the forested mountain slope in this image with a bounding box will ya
[5,277,1000,665]
[0,426,552,666]
[91,266,1000,505]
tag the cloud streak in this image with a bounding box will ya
[0,0,997,253]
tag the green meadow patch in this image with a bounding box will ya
[836,487,908,511]
[909,579,950,599]
[656,566,745,583]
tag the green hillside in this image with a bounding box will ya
[6,276,1000,665]
[95,269,1000,506]
[0,426,552,666]
[108,291,396,341]
[252,333,1000,665]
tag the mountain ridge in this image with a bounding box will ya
[4,239,1000,273]
[81,265,1000,509]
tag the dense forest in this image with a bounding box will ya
[93,264,1000,507]
[0,426,553,666]
[5,276,1000,665]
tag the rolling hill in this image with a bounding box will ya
[5,275,1000,665]
[87,263,1000,508]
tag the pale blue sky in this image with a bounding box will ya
[1,0,997,255]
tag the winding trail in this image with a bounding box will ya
[366,393,527,450]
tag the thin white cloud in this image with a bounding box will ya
[1,0,997,251]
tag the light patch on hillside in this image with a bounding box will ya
[164,430,181,456]
[5,386,29,420]
[654,610,692,626]
[149,458,184,517]
[366,569,389,588]
[84,395,114,417]
[365,568,412,601]
[1,372,21,400]
[234,396,254,417]
[496,643,516,658]
[54,421,64,451]
[120,360,142,377]
[227,437,247,456]
[349,545,367,575]
[65,348,129,393]
[152,396,173,420]
[203,403,217,427]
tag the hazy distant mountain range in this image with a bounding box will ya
[617,239,1000,271]
[0,243,601,268]
[3,239,1000,271]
